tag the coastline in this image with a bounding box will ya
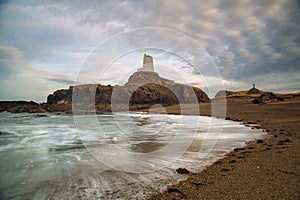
[147,96,300,199]
[1,95,299,199]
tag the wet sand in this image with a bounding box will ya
[147,95,300,199]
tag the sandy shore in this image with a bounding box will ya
[147,95,300,199]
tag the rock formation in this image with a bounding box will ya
[125,71,163,86]
[0,101,46,113]
[47,89,72,104]
[45,54,210,113]
[252,92,284,104]
[45,81,209,113]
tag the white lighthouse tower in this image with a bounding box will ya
[137,54,154,72]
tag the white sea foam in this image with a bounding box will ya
[0,112,265,199]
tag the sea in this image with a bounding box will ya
[0,112,265,199]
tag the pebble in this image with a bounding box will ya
[257,139,264,144]
[176,168,190,174]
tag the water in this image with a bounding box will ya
[0,112,265,199]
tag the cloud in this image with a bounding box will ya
[0,44,28,71]
[0,0,299,101]
[0,43,80,101]
[46,78,75,85]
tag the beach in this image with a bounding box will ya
[148,95,300,199]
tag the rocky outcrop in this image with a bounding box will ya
[45,84,113,113]
[125,71,163,86]
[46,82,209,113]
[47,89,72,104]
[129,84,179,105]
[125,71,176,87]
[45,74,210,113]
[124,71,209,104]
[0,101,46,113]
[192,86,210,103]
[252,92,284,104]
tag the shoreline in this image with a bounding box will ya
[147,97,300,199]
[1,96,299,199]
[0,110,266,200]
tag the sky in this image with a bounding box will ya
[0,0,299,102]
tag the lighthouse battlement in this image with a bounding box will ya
[137,54,154,72]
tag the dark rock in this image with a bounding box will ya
[190,182,204,187]
[257,139,264,144]
[176,168,190,174]
[214,161,222,165]
[47,89,72,104]
[221,168,230,172]
[234,147,245,152]
[251,126,261,129]
[128,84,179,105]
[167,188,185,196]
[0,101,46,113]
[252,98,263,104]
[284,138,291,142]
[253,92,284,104]
[279,170,294,175]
